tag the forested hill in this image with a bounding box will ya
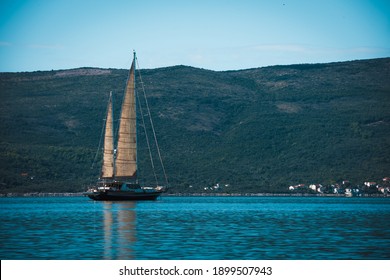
[1,58,389,194]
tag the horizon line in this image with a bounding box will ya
[1,56,389,74]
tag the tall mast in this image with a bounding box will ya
[114,53,137,180]
[133,51,138,180]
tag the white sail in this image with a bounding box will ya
[101,92,114,179]
[115,57,137,179]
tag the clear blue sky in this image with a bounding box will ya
[1,0,389,72]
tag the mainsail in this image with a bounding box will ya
[101,92,114,179]
[114,56,137,179]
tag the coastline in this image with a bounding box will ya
[0,192,389,198]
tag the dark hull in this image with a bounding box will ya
[86,190,162,201]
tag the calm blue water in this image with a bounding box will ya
[0,196,389,260]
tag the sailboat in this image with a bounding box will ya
[85,52,166,201]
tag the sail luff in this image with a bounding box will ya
[114,56,137,179]
[101,92,114,179]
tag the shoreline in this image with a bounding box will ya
[0,192,388,198]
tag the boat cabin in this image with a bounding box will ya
[97,181,141,191]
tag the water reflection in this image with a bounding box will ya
[1,197,389,259]
[103,201,136,259]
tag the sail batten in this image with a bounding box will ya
[101,92,114,179]
[114,56,137,179]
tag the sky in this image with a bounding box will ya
[0,0,389,72]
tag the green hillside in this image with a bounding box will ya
[0,58,389,194]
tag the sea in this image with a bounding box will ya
[1,196,389,260]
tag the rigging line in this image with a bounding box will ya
[91,92,111,169]
[136,87,159,186]
[135,57,169,186]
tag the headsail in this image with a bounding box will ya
[115,54,137,179]
[101,92,114,179]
